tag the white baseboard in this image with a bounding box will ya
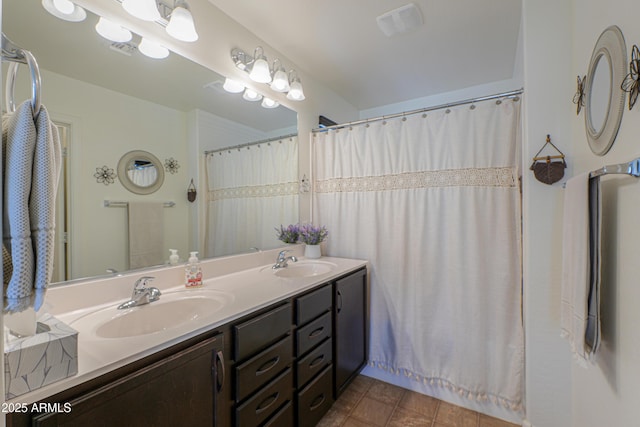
[522,420,533,427]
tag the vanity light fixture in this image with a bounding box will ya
[242,88,263,102]
[138,38,169,59]
[231,47,306,101]
[95,17,132,43]
[165,0,199,42]
[122,0,161,22]
[222,78,245,94]
[42,0,87,22]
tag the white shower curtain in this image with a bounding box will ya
[312,99,524,415]
[205,136,299,257]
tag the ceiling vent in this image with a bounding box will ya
[376,3,423,37]
[109,41,136,56]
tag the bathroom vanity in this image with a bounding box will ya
[6,255,367,427]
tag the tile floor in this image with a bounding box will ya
[317,375,519,427]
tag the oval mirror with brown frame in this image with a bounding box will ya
[585,25,627,156]
[117,150,165,195]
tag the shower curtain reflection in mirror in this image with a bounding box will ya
[205,136,299,257]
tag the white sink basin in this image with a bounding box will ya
[70,289,234,339]
[264,260,338,278]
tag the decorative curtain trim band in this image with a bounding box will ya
[208,181,298,201]
[314,167,517,194]
[368,360,523,412]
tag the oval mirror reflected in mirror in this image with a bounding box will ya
[585,25,626,156]
[118,151,164,194]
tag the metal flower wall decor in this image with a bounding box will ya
[621,44,639,110]
[94,165,116,185]
[165,157,180,174]
[573,74,586,115]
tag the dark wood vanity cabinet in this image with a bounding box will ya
[7,266,368,427]
[8,331,231,427]
[333,267,368,397]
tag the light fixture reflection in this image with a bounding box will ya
[138,38,169,59]
[261,97,279,109]
[166,0,199,42]
[95,17,132,43]
[242,89,263,102]
[122,0,161,22]
[42,0,87,22]
[223,78,245,94]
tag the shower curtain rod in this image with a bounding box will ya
[312,88,524,133]
[205,132,298,156]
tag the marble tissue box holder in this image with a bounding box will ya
[4,313,78,400]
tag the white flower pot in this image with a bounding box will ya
[304,244,321,259]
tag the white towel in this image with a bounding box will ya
[2,101,61,313]
[561,172,601,366]
[128,202,164,270]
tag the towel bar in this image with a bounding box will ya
[589,158,640,178]
[104,200,175,208]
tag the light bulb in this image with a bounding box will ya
[286,79,306,101]
[249,57,272,84]
[138,38,169,59]
[53,0,74,14]
[270,69,290,92]
[95,17,132,43]
[223,78,245,94]
[242,89,262,102]
[42,0,86,21]
[166,4,199,42]
[122,0,161,22]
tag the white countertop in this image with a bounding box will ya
[9,255,367,404]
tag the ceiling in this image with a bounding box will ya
[207,0,523,111]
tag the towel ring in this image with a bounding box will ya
[4,49,41,118]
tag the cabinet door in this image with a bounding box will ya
[334,268,367,397]
[32,334,226,427]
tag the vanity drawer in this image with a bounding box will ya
[296,311,331,356]
[235,368,293,427]
[296,337,332,388]
[296,284,332,325]
[235,303,292,360]
[263,401,294,427]
[297,365,334,427]
[235,335,293,402]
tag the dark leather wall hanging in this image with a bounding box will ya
[530,135,566,185]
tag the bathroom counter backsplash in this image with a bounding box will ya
[9,246,367,404]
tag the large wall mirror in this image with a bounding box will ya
[585,25,626,156]
[3,0,298,283]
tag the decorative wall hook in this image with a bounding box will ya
[94,165,116,185]
[187,178,197,202]
[530,134,567,185]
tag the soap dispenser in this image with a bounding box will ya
[169,249,179,265]
[185,251,203,288]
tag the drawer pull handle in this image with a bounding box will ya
[215,350,225,392]
[256,392,279,414]
[309,327,324,338]
[309,354,325,368]
[256,356,280,376]
[309,393,326,411]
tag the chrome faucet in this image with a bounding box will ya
[272,250,298,269]
[117,276,161,310]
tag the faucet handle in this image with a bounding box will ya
[277,250,290,259]
[133,276,155,293]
